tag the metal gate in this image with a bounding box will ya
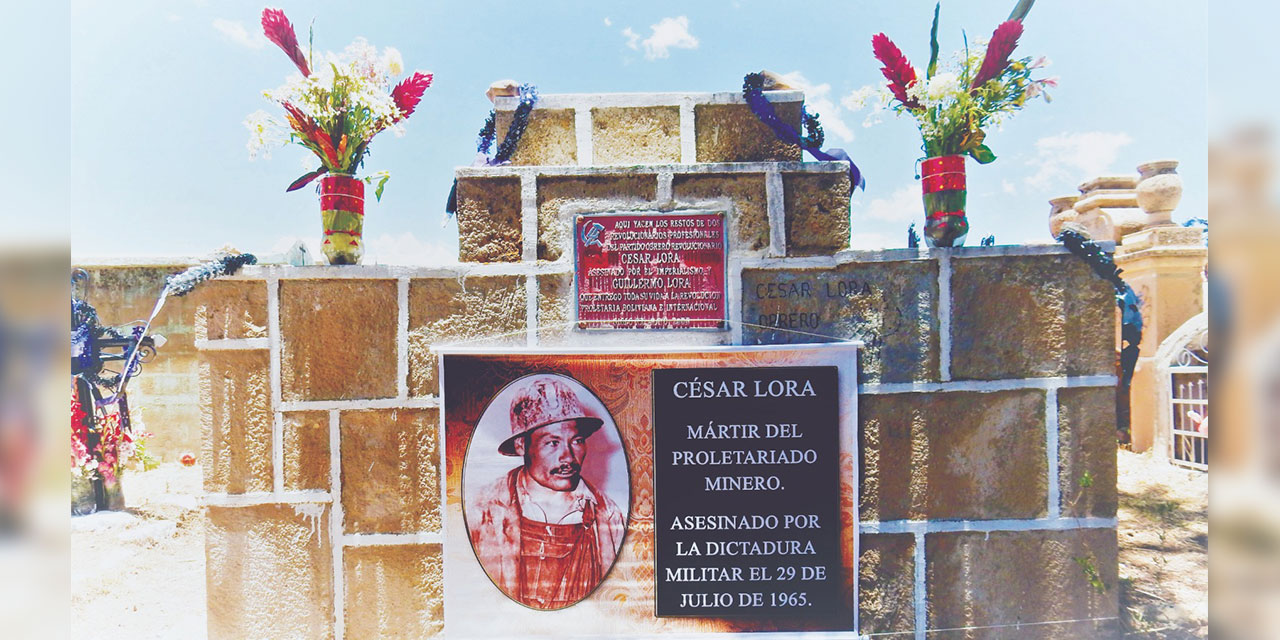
[1168,327,1208,470]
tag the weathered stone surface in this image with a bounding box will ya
[592,106,681,165]
[283,411,329,492]
[694,102,802,163]
[536,175,656,261]
[536,273,573,343]
[200,351,272,494]
[193,279,268,340]
[495,108,577,166]
[455,176,523,263]
[206,503,334,639]
[950,254,1115,380]
[407,276,526,397]
[673,173,770,254]
[340,409,441,534]
[280,279,398,401]
[926,529,1119,639]
[859,390,1047,521]
[344,544,443,638]
[859,533,916,635]
[783,172,851,256]
[1058,387,1118,517]
[742,259,939,383]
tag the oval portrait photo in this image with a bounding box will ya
[462,373,630,611]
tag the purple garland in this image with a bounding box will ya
[742,73,865,191]
[447,84,539,216]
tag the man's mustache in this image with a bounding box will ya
[548,463,581,476]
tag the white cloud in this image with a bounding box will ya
[857,184,920,224]
[777,71,854,144]
[621,27,641,50]
[637,16,698,60]
[1024,131,1134,190]
[212,18,266,50]
[603,17,612,27]
[1002,179,1017,194]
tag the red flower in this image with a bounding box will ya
[971,20,1023,89]
[282,102,339,167]
[261,8,310,77]
[872,33,922,110]
[181,453,196,467]
[391,72,433,120]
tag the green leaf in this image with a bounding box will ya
[969,144,997,164]
[927,3,941,79]
[1008,0,1036,22]
[364,171,391,201]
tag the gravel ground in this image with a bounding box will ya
[1116,449,1209,638]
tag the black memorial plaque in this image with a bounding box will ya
[653,366,840,618]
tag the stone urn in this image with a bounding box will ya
[1047,195,1079,239]
[1135,160,1182,227]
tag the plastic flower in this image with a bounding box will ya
[858,5,1051,164]
[871,33,921,109]
[261,8,309,77]
[391,71,434,120]
[971,20,1023,89]
[249,8,434,192]
[926,72,959,102]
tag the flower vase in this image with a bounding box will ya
[319,174,364,265]
[920,155,969,247]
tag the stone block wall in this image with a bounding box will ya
[198,91,1120,639]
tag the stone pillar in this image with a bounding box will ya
[1114,226,1207,452]
[1070,176,1144,243]
[1136,160,1183,228]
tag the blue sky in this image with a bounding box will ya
[54,0,1207,262]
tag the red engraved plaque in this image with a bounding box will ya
[574,212,727,330]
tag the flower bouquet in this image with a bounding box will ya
[245,8,433,264]
[865,4,1055,246]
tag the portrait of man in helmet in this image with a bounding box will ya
[464,373,628,610]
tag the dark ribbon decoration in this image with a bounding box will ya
[1057,229,1142,389]
[446,84,540,216]
[742,73,866,191]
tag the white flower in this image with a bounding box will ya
[926,72,959,102]
[841,86,877,111]
[244,110,286,160]
[381,47,404,77]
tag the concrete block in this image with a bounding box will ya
[340,409,441,535]
[859,390,1047,521]
[200,351,272,494]
[280,279,399,401]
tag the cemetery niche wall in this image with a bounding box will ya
[196,90,1120,639]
